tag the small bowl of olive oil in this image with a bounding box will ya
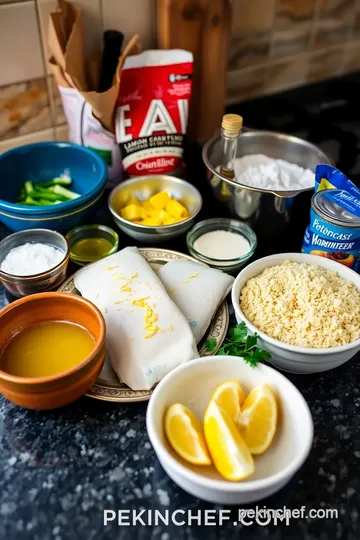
[67,224,119,266]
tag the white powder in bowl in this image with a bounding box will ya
[233,154,314,191]
[0,243,65,276]
[193,230,250,261]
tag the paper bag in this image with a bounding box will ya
[48,0,141,185]
[48,0,141,130]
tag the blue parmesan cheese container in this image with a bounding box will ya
[302,165,360,272]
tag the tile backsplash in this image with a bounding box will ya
[229,0,360,103]
[0,0,360,153]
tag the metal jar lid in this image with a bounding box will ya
[312,189,360,229]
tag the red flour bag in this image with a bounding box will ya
[115,49,193,177]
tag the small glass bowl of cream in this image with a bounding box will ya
[67,224,119,266]
[187,218,257,273]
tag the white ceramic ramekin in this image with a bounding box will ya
[146,355,313,505]
[232,253,360,374]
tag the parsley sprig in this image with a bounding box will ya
[205,322,271,368]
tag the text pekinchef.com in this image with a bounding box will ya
[103,506,339,527]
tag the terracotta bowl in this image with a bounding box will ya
[0,292,106,409]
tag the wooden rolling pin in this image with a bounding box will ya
[157,0,232,142]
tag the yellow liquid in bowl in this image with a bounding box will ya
[0,321,95,378]
[71,237,113,260]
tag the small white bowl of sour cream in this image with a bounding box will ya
[232,252,360,374]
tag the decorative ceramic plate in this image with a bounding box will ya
[58,248,229,403]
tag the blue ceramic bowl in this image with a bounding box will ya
[0,142,107,233]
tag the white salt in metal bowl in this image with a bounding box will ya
[232,253,360,374]
[0,229,69,297]
[146,356,313,505]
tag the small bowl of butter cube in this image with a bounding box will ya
[108,175,202,242]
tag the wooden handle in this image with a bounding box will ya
[197,0,231,140]
[157,0,232,141]
[157,0,204,51]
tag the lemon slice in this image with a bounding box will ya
[239,383,278,455]
[211,380,245,428]
[204,400,254,481]
[164,404,212,465]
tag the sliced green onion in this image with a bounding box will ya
[18,176,75,205]
[24,181,34,195]
[24,196,42,206]
[39,176,72,188]
[28,190,63,203]
[48,185,80,200]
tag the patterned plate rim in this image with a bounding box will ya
[58,247,229,402]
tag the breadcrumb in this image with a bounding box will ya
[240,260,360,348]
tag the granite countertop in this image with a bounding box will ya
[0,146,359,539]
[0,352,359,540]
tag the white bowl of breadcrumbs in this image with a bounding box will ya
[232,253,360,374]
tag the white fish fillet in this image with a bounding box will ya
[158,260,234,343]
[74,246,198,390]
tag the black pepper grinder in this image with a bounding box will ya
[99,30,124,93]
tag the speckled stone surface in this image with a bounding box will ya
[0,270,359,539]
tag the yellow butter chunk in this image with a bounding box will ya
[163,216,177,225]
[149,208,160,220]
[144,208,158,219]
[158,210,172,223]
[116,191,130,208]
[149,191,170,210]
[120,190,190,227]
[121,204,145,222]
[141,200,157,215]
[166,199,189,219]
[127,195,139,205]
[142,217,162,226]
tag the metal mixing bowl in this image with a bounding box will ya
[108,175,202,243]
[202,130,332,234]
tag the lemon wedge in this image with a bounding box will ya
[164,404,212,466]
[211,380,245,428]
[204,400,254,481]
[239,383,278,455]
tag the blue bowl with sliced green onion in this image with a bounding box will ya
[0,142,107,233]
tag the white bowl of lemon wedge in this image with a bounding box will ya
[146,356,313,505]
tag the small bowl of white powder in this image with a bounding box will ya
[187,218,257,273]
[0,229,69,297]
